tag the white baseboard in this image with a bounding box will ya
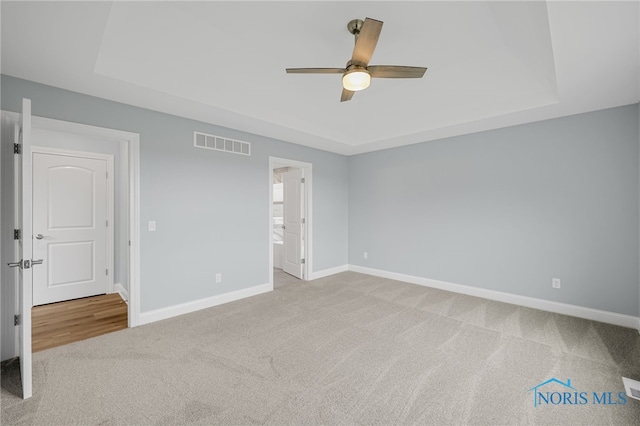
[348,264,640,332]
[138,282,272,326]
[114,283,129,303]
[309,264,349,280]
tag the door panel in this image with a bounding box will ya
[49,241,95,285]
[48,166,95,228]
[282,169,302,279]
[18,99,33,399]
[32,153,108,306]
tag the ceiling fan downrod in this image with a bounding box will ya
[347,19,364,41]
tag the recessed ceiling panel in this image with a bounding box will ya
[2,1,636,154]
[94,1,559,147]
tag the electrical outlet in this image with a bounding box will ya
[215,273,222,283]
[552,278,561,289]
[364,252,368,260]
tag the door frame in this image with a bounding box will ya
[29,116,141,327]
[1,110,141,358]
[281,168,303,279]
[31,146,115,300]
[269,157,312,286]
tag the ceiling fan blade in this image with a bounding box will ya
[368,66,428,78]
[351,18,383,66]
[340,88,355,102]
[286,68,345,74]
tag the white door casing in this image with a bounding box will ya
[32,150,112,306]
[0,113,18,362]
[27,115,140,327]
[268,157,312,285]
[17,99,33,399]
[1,109,140,371]
[282,169,303,279]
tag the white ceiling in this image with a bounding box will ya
[2,1,638,155]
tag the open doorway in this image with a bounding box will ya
[0,110,141,363]
[269,157,312,288]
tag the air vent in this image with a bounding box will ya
[622,377,640,401]
[193,132,251,156]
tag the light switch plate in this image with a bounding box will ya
[148,221,156,232]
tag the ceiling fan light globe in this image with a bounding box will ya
[342,70,371,91]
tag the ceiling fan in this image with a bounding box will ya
[286,17,428,102]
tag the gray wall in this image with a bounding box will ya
[2,74,638,320]
[349,104,640,317]
[1,75,349,313]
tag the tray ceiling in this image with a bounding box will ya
[2,1,638,155]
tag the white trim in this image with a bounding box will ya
[27,115,141,328]
[1,111,20,361]
[128,131,141,327]
[138,282,272,326]
[309,264,349,280]
[31,146,115,297]
[348,264,640,331]
[2,111,19,121]
[269,157,313,286]
[114,283,129,303]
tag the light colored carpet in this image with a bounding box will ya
[2,270,639,425]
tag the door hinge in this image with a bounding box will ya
[13,143,20,154]
[301,218,305,224]
[13,229,20,240]
[106,269,108,276]
[301,177,305,184]
[106,220,109,227]
[14,315,20,326]
[301,258,305,264]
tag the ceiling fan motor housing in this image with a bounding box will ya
[342,61,371,91]
[345,60,367,71]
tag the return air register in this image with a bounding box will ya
[194,131,251,156]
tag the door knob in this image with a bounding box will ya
[6,259,41,268]
[35,234,44,240]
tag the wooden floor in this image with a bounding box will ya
[32,293,128,352]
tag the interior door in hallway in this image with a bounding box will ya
[14,99,34,398]
[282,169,303,279]
[32,152,109,305]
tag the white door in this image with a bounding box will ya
[32,152,108,306]
[282,169,303,279]
[9,99,34,399]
